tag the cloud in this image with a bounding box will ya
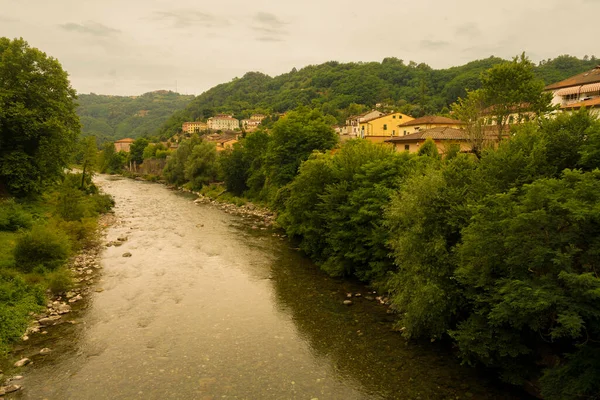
[151,10,228,28]
[455,22,480,37]
[420,40,450,50]
[0,15,17,23]
[60,21,120,36]
[251,12,288,42]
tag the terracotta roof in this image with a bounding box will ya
[362,112,410,123]
[115,138,135,143]
[545,66,600,90]
[385,127,469,142]
[561,97,600,109]
[397,116,465,127]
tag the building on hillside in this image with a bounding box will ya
[204,133,239,152]
[114,138,135,152]
[207,114,240,131]
[182,121,208,134]
[545,65,600,116]
[386,126,505,154]
[397,116,465,136]
[250,114,266,121]
[358,112,414,143]
[341,110,385,139]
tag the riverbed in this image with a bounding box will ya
[12,176,529,399]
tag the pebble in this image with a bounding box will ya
[343,300,353,305]
[13,358,31,368]
[1,384,21,394]
[122,252,132,257]
[40,348,52,355]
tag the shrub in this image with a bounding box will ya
[46,267,73,294]
[0,199,33,231]
[55,218,99,250]
[89,193,114,214]
[13,224,71,273]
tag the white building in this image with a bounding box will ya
[545,65,600,116]
[207,114,240,131]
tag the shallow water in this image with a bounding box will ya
[13,176,528,399]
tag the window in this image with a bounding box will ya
[383,124,387,130]
[393,115,396,119]
[392,130,396,136]
[404,144,410,151]
[403,130,407,135]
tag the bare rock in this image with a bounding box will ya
[343,300,353,306]
[13,358,31,367]
[57,303,71,314]
[117,235,128,242]
[2,384,22,394]
[68,294,83,303]
[40,348,52,355]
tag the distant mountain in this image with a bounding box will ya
[76,90,194,143]
[155,54,598,139]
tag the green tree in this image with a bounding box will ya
[481,53,553,139]
[265,107,338,187]
[129,137,149,165]
[0,37,80,196]
[79,136,98,190]
[184,141,219,189]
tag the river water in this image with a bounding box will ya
[14,176,528,399]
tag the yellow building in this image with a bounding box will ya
[182,121,208,134]
[358,112,414,141]
[397,116,465,136]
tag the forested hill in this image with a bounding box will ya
[77,90,194,143]
[156,54,598,138]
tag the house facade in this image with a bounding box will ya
[545,65,600,116]
[114,138,135,152]
[207,114,240,131]
[342,110,385,139]
[359,112,414,142]
[397,116,465,136]
[182,121,208,134]
[386,127,471,153]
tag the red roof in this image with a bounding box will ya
[545,66,600,90]
[385,126,505,143]
[398,115,465,127]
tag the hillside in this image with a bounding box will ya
[156,54,598,138]
[77,90,194,143]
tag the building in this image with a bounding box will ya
[358,112,414,142]
[545,65,600,116]
[342,110,385,139]
[207,114,240,131]
[397,116,465,136]
[114,138,135,152]
[182,121,208,134]
[204,133,239,152]
[250,114,266,121]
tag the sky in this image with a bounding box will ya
[1,0,598,96]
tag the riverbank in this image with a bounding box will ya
[0,212,115,396]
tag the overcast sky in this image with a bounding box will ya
[1,0,598,96]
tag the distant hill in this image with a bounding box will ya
[155,54,598,138]
[76,90,194,143]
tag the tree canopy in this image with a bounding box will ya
[0,37,80,196]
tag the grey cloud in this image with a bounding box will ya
[0,15,17,23]
[151,10,228,28]
[251,12,288,42]
[455,22,480,37]
[420,40,450,50]
[60,21,120,36]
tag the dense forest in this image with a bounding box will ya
[77,91,194,143]
[155,54,598,138]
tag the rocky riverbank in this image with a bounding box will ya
[0,213,115,398]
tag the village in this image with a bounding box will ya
[113,65,600,157]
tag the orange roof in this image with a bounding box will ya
[545,66,600,90]
[398,116,465,127]
[561,97,600,109]
[115,138,135,143]
[386,127,468,142]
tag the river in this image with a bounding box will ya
[12,176,529,399]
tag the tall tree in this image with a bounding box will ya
[79,136,98,190]
[480,53,553,139]
[0,37,80,196]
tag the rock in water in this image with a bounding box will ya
[40,348,52,355]
[343,300,353,305]
[13,358,31,367]
[122,252,132,257]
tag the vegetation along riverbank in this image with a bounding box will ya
[101,57,600,399]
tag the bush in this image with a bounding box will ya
[55,218,99,250]
[0,199,33,231]
[89,193,114,214]
[46,267,73,294]
[13,224,71,273]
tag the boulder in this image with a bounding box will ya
[13,358,31,367]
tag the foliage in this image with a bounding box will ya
[76,91,194,143]
[129,137,149,165]
[416,138,440,158]
[265,107,338,188]
[13,224,71,273]
[0,199,33,231]
[99,142,127,174]
[0,37,80,196]
[157,54,596,138]
[183,140,219,190]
